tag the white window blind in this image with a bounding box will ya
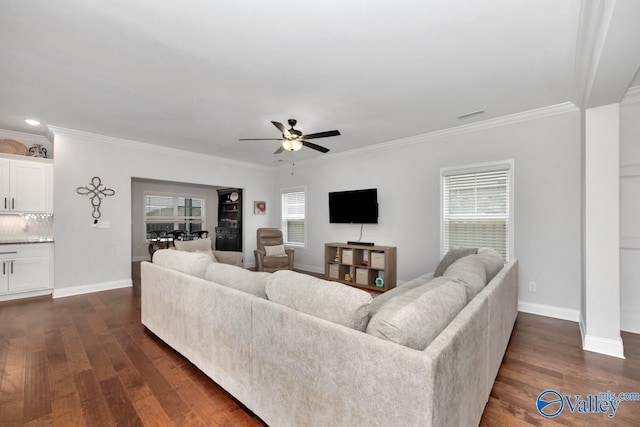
[281,189,305,246]
[144,194,205,238]
[442,165,512,260]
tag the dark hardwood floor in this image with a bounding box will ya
[0,262,638,426]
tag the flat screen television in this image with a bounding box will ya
[329,188,378,224]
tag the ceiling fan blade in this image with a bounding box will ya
[274,145,285,154]
[271,121,291,138]
[302,140,330,153]
[300,130,341,140]
[239,138,283,141]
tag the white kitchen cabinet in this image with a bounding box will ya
[0,243,53,300]
[0,156,53,213]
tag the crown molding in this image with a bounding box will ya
[572,0,614,108]
[47,126,272,172]
[0,128,50,145]
[621,85,640,105]
[280,102,578,170]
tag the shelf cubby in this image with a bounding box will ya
[324,242,397,292]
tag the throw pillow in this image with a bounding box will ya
[434,247,478,277]
[264,244,286,257]
[174,237,212,252]
[195,249,217,262]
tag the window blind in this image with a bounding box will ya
[442,168,510,260]
[144,194,205,237]
[281,190,305,245]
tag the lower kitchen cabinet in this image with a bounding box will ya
[0,243,53,300]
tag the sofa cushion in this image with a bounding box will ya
[152,249,213,279]
[204,263,269,298]
[434,247,478,277]
[477,247,505,282]
[370,272,435,316]
[195,249,218,262]
[174,237,213,252]
[443,254,487,302]
[366,277,466,350]
[266,270,372,331]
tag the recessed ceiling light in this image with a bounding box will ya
[456,110,485,119]
[24,119,41,126]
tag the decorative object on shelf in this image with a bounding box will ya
[230,191,239,202]
[28,144,47,158]
[375,277,384,288]
[76,176,115,222]
[344,273,351,281]
[254,200,266,215]
[0,139,28,156]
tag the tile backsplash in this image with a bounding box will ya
[0,213,54,242]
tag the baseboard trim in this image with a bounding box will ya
[583,334,625,359]
[517,301,580,322]
[53,279,132,299]
[0,288,53,302]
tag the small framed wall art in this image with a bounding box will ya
[254,200,266,215]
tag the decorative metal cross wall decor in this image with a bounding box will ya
[76,177,115,222]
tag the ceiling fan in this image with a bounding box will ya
[240,119,341,154]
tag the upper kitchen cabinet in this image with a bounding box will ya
[0,155,53,213]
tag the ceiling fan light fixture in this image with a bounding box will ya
[282,139,303,151]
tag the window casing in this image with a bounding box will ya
[281,188,306,247]
[144,193,205,239]
[441,160,513,261]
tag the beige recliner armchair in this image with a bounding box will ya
[254,228,295,272]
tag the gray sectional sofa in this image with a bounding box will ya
[141,247,518,427]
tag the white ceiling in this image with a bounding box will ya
[0,0,638,166]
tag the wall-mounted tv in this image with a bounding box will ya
[329,188,378,224]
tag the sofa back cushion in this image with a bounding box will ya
[370,272,435,316]
[266,270,372,331]
[152,249,213,279]
[366,277,466,350]
[205,263,269,298]
[477,247,505,282]
[174,237,213,252]
[443,254,487,302]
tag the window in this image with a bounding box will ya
[144,193,205,239]
[281,188,306,246]
[441,160,513,261]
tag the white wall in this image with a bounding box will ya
[51,128,275,292]
[130,178,221,262]
[620,95,640,333]
[273,108,582,315]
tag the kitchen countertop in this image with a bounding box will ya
[0,240,54,245]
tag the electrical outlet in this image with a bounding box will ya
[529,281,537,292]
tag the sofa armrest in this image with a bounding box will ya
[213,250,244,267]
[254,249,265,271]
